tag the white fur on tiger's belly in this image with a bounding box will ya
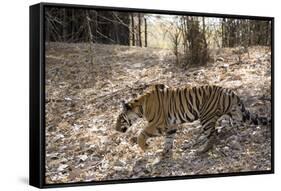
[168,116,177,125]
[168,115,185,125]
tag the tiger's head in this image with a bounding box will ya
[115,100,140,133]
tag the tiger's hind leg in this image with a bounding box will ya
[161,128,177,159]
[196,114,220,154]
[196,127,218,154]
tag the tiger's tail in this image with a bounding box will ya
[239,99,271,125]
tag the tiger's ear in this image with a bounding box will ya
[156,84,165,90]
[132,93,138,98]
[155,84,168,91]
[121,100,131,111]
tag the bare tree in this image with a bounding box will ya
[144,17,148,47]
[165,18,182,66]
[85,10,96,86]
[138,13,142,47]
[180,16,208,66]
[131,14,135,46]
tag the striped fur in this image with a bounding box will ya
[115,85,270,155]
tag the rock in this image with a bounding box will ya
[113,166,124,171]
[78,155,88,162]
[114,159,126,167]
[57,164,68,172]
[229,140,242,150]
[216,57,225,62]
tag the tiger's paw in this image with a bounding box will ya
[195,143,214,156]
[160,150,173,160]
[137,134,148,151]
[138,142,148,151]
[195,149,209,156]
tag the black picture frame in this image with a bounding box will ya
[29,2,274,188]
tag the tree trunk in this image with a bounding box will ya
[138,13,142,47]
[63,8,67,42]
[144,18,147,47]
[222,18,225,47]
[131,14,135,46]
[71,9,75,42]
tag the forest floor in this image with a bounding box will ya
[45,43,272,184]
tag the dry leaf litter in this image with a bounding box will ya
[45,43,271,183]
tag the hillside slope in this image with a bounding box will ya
[45,43,272,183]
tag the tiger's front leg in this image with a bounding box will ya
[137,131,149,151]
[137,123,162,151]
[162,128,177,158]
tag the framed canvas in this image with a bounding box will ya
[29,2,274,188]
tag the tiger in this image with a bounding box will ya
[115,84,270,157]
